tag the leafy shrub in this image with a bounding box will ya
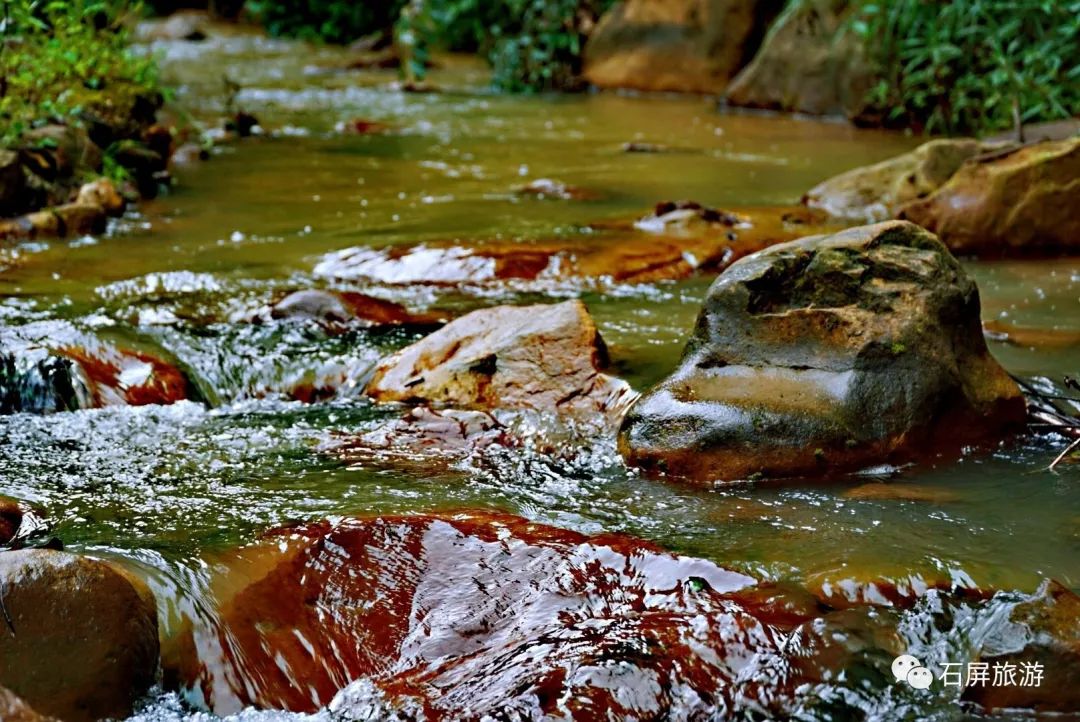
[0,0,161,147]
[850,0,1080,134]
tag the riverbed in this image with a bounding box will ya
[1,24,1078,722]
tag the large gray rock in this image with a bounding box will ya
[583,0,785,94]
[0,550,159,722]
[619,221,1026,483]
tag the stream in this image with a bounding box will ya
[1,24,1078,722]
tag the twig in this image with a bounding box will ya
[1048,436,1080,474]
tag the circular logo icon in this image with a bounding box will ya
[892,654,922,683]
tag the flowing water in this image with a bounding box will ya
[1,24,1078,722]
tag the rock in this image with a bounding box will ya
[963,581,1080,713]
[983,320,1080,350]
[55,345,190,407]
[76,178,125,216]
[174,511,862,717]
[314,205,839,286]
[334,118,392,135]
[0,498,24,546]
[842,482,961,503]
[807,567,980,609]
[584,0,785,94]
[366,300,636,421]
[110,139,167,195]
[329,407,513,471]
[898,138,1080,256]
[0,149,28,217]
[224,111,260,138]
[621,141,671,153]
[724,0,874,118]
[618,221,1026,483]
[268,289,445,330]
[137,11,210,41]
[0,550,159,722]
[21,125,103,179]
[0,687,54,722]
[803,138,1004,222]
[0,202,107,241]
[1,337,190,413]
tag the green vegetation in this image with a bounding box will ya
[850,0,1080,135]
[0,0,161,146]
[246,0,613,92]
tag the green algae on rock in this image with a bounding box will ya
[618,221,1026,483]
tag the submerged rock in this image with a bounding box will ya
[514,178,597,200]
[583,0,785,94]
[0,550,159,722]
[619,221,1026,483]
[176,511,860,717]
[724,0,874,118]
[898,137,1080,256]
[267,289,445,330]
[366,300,636,421]
[314,205,838,286]
[803,138,1003,222]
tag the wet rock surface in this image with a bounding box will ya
[803,138,1004,222]
[724,0,873,118]
[177,511,847,718]
[265,289,446,330]
[898,137,1080,256]
[366,300,636,421]
[0,687,53,722]
[0,550,159,722]
[314,205,838,286]
[584,0,785,94]
[1,336,191,414]
[619,221,1026,482]
[963,581,1080,713]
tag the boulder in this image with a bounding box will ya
[618,221,1025,483]
[724,0,874,118]
[0,550,158,722]
[365,300,636,421]
[803,138,1004,222]
[898,137,1080,256]
[173,511,855,717]
[20,125,103,179]
[583,0,785,94]
[0,202,107,241]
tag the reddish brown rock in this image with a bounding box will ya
[175,511,863,718]
[0,687,54,722]
[268,289,445,329]
[0,498,23,546]
[842,483,961,503]
[963,581,1080,713]
[56,345,189,407]
[314,205,839,286]
[584,0,785,94]
[365,300,636,421]
[899,137,1080,256]
[0,551,159,722]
